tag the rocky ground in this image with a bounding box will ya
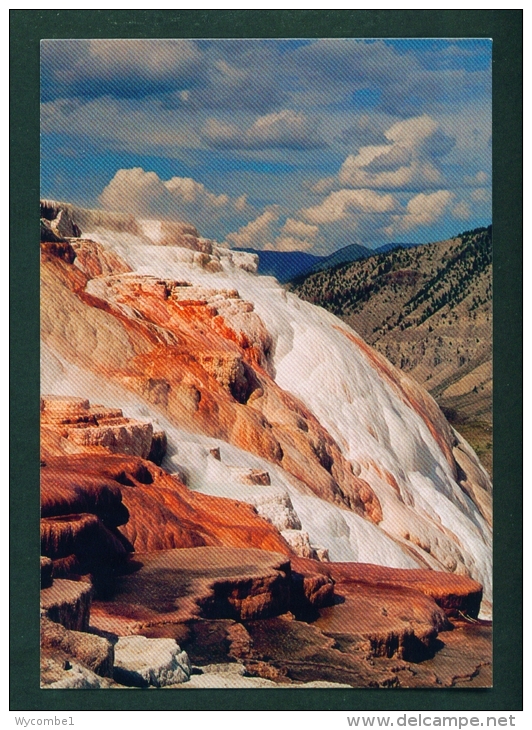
[40,395,491,689]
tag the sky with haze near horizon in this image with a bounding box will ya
[41,38,492,255]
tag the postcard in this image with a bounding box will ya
[36,36,497,692]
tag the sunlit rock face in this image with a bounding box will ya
[40,398,295,561]
[40,202,492,615]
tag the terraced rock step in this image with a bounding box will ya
[40,579,93,631]
[91,547,332,635]
[291,558,484,618]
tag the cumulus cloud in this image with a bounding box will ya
[302,189,399,225]
[471,187,491,203]
[224,211,320,253]
[337,115,453,190]
[99,168,251,226]
[464,170,490,186]
[42,39,491,253]
[280,218,319,239]
[225,208,280,250]
[398,190,454,231]
[452,201,472,219]
[202,110,324,150]
[291,39,490,116]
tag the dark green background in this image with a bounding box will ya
[10,9,522,712]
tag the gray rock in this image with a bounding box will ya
[113,636,191,687]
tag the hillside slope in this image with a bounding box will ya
[290,227,492,434]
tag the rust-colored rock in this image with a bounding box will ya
[40,579,93,631]
[70,239,132,278]
[147,430,167,465]
[40,513,129,577]
[291,558,483,619]
[40,240,77,263]
[313,583,448,661]
[41,395,154,460]
[42,450,292,557]
[41,556,53,589]
[41,255,383,523]
[91,547,294,635]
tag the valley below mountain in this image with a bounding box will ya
[39,202,492,689]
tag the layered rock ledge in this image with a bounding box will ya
[90,546,332,636]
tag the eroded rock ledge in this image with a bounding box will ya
[40,392,489,688]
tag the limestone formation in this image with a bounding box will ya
[91,547,294,635]
[41,654,114,689]
[70,239,132,278]
[39,202,492,688]
[41,254,382,523]
[41,395,155,460]
[113,636,191,687]
[291,558,483,619]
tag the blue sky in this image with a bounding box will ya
[41,38,492,254]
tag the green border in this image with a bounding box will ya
[10,9,522,712]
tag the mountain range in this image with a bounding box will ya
[235,241,419,283]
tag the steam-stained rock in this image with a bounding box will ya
[40,655,113,689]
[41,201,82,239]
[42,446,293,557]
[40,202,492,616]
[291,558,483,619]
[91,547,294,635]
[70,239,132,278]
[41,257,383,524]
[40,513,129,578]
[281,530,317,559]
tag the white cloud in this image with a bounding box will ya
[385,115,440,146]
[471,187,491,203]
[281,218,319,239]
[202,110,324,150]
[41,97,202,154]
[225,208,280,250]
[452,201,472,219]
[399,190,454,230]
[42,39,204,100]
[309,176,336,195]
[99,168,250,226]
[464,170,490,186]
[302,189,398,225]
[338,115,453,190]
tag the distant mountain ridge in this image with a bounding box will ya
[234,241,419,283]
[289,226,493,451]
[233,249,325,283]
[303,241,420,277]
